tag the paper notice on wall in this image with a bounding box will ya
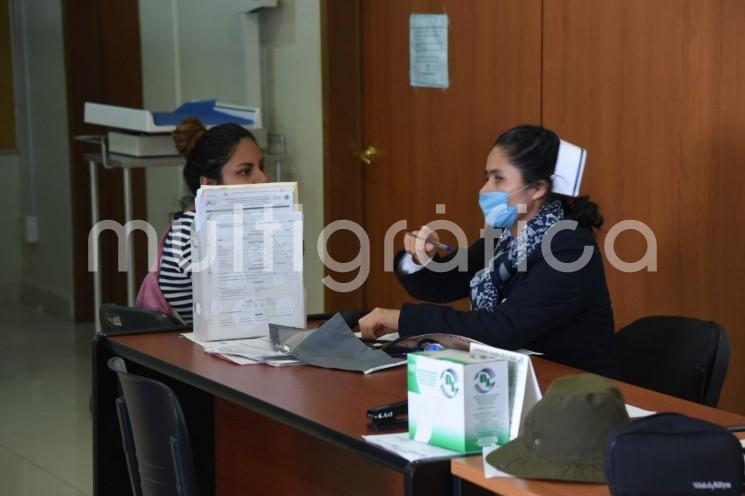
[409,14,449,89]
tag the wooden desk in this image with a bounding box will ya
[92,330,451,496]
[92,330,745,496]
[452,456,610,496]
[450,363,745,496]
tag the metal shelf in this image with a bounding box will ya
[75,134,184,331]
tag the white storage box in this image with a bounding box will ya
[84,101,262,133]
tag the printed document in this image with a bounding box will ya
[192,183,305,341]
[469,343,542,441]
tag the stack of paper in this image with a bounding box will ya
[192,182,305,341]
[362,433,461,462]
[182,333,302,366]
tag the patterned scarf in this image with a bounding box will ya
[470,200,564,311]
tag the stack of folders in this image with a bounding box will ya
[191,182,306,341]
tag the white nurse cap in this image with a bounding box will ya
[551,139,587,197]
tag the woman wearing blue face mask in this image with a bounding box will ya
[359,125,616,376]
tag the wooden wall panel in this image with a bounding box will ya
[361,0,543,309]
[543,0,745,413]
[0,0,15,149]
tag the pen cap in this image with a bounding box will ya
[551,139,587,197]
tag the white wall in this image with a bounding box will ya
[139,0,269,234]
[1,0,324,320]
[11,0,73,318]
[260,0,324,313]
[140,0,325,313]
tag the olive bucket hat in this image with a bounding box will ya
[486,374,629,483]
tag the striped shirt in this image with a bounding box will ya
[158,211,195,324]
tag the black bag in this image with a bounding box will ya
[606,413,744,495]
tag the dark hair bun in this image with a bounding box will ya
[172,117,207,157]
[562,194,604,229]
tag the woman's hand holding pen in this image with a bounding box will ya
[360,227,456,339]
[404,225,441,265]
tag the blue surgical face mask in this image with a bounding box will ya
[478,185,531,229]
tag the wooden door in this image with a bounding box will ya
[358,0,543,309]
[63,0,147,321]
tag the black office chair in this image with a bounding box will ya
[108,357,200,496]
[615,316,730,407]
[99,303,186,335]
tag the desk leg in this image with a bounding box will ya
[122,167,135,306]
[405,460,452,496]
[452,475,462,496]
[89,160,102,332]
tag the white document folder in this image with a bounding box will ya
[192,183,306,341]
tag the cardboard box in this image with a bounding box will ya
[407,350,509,452]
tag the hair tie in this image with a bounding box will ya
[172,117,208,157]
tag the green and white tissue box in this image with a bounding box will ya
[407,350,509,453]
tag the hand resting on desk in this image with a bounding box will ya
[359,308,401,339]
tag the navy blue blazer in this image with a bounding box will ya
[395,226,617,376]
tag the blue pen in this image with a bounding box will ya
[405,231,456,252]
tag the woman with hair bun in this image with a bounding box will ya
[153,117,268,324]
[359,125,616,376]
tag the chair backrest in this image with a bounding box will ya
[99,303,185,335]
[615,316,730,406]
[107,357,200,496]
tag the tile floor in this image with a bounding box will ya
[0,304,94,496]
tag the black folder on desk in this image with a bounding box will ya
[269,313,405,374]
